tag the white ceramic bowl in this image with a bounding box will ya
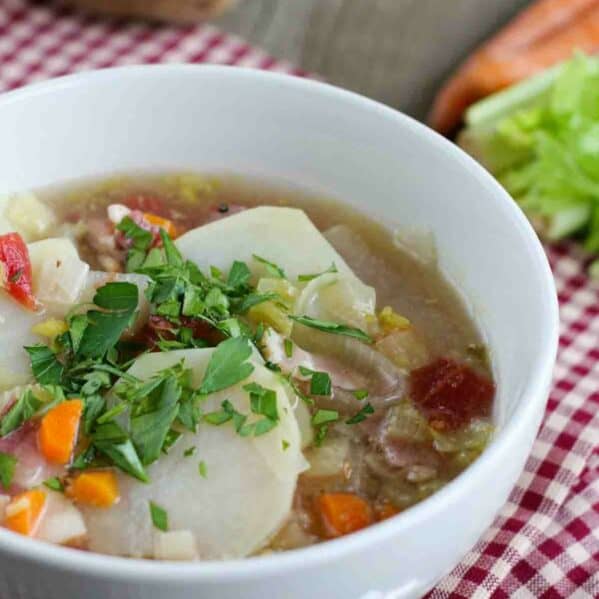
[0,66,558,599]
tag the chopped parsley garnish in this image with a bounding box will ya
[162,430,182,454]
[284,338,293,358]
[353,389,369,401]
[282,439,290,451]
[252,254,286,279]
[149,501,168,531]
[24,345,63,385]
[289,315,372,343]
[75,283,139,359]
[183,446,196,457]
[311,409,339,446]
[116,216,153,272]
[227,260,251,288]
[199,337,255,394]
[346,402,375,425]
[299,366,332,396]
[204,382,280,438]
[0,390,43,437]
[43,476,64,492]
[297,262,338,282]
[0,452,17,490]
[312,409,339,426]
[198,461,207,478]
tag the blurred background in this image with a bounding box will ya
[63,0,530,120]
[215,0,530,119]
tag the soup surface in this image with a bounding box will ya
[0,173,494,559]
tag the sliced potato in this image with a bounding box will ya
[175,207,359,283]
[80,348,305,560]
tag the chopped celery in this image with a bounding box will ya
[459,53,599,257]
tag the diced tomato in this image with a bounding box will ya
[0,233,36,310]
[121,193,166,216]
[410,358,494,430]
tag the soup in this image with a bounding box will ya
[0,174,494,559]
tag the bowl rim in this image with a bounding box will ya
[0,64,559,582]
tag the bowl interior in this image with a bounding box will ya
[0,67,558,588]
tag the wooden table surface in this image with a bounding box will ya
[216,0,531,120]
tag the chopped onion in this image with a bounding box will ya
[36,491,87,546]
[295,273,376,330]
[107,203,131,225]
[28,238,90,306]
[304,436,350,477]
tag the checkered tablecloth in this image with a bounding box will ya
[0,1,597,597]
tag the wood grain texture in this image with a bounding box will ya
[216,0,532,118]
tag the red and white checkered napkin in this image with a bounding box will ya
[1,1,598,597]
[428,243,599,599]
[0,0,306,93]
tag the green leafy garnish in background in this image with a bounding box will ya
[459,53,599,275]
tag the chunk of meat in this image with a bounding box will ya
[410,358,494,430]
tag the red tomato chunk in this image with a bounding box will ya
[0,233,36,310]
[410,358,494,430]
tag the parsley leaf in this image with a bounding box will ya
[0,452,17,490]
[244,382,278,420]
[130,375,181,466]
[353,389,369,400]
[284,339,293,358]
[149,501,168,531]
[43,476,64,492]
[345,402,375,425]
[312,409,339,426]
[24,345,63,385]
[183,446,196,457]
[198,460,208,478]
[77,282,139,359]
[93,422,148,482]
[234,292,278,314]
[299,366,331,396]
[199,337,255,394]
[289,315,372,343]
[252,254,286,279]
[227,261,251,289]
[297,262,338,282]
[0,390,43,437]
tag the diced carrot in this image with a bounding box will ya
[67,471,119,508]
[316,493,372,537]
[4,489,46,536]
[38,400,83,465]
[375,502,400,521]
[428,0,599,134]
[143,213,178,239]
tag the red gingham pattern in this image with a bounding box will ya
[428,243,599,599]
[0,1,598,597]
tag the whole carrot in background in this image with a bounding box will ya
[429,0,599,135]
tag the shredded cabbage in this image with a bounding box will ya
[459,53,599,274]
